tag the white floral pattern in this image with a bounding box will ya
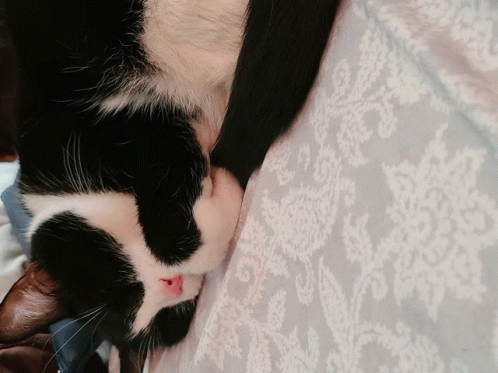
[382,123,498,321]
[150,0,498,371]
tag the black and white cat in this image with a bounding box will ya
[0,0,339,371]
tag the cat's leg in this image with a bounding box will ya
[211,0,341,189]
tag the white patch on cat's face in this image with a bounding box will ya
[23,172,243,335]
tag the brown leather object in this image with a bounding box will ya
[0,334,58,373]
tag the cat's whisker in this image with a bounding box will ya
[63,132,79,193]
[91,310,110,352]
[137,335,147,370]
[42,307,105,373]
[121,169,135,179]
[73,131,84,193]
[68,132,77,193]
[49,305,106,341]
[76,131,90,193]
[147,333,155,367]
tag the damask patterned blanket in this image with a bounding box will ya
[149,0,498,371]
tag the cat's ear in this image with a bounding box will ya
[0,262,70,343]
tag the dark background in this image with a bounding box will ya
[0,0,17,159]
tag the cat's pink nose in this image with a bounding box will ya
[160,276,183,297]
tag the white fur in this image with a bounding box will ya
[13,289,57,327]
[99,0,248,130]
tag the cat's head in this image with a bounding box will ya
[0,110,243,352]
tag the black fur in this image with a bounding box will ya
[212,0,340,188]
[5,0,148,116]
